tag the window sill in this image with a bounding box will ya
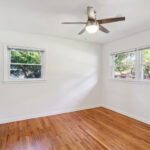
[3,79,47,84]
[110,78,150,85]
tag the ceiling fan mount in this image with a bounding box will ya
[62,7,125,35]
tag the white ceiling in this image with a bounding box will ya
[0,0,150,44]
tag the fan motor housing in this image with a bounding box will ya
[87,21,99,27]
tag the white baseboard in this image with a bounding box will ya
[1,104,150,125]
[101,104,150,125]
[0,104,102,124]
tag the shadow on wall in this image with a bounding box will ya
[0,42,100,121]
[43,43,100,111]
[51,71,99,109]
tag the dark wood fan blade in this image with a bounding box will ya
[99,25,109,33]
[97,17,125,24]
[87,7,96,21]
[78,27,86,35]
[62,22,86,24]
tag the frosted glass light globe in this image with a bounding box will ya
[86,21,99,34]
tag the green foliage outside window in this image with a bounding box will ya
[11,50,41,64]
[10,50,42,79]
[113,52,136,79]
[143,49,150,79]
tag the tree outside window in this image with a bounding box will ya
[10,49,43,79]
[112,51,136,79]
[142,49,150,80]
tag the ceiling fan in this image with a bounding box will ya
[62,7,125,35]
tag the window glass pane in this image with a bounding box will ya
[113,52,136,66]
[143,49,150,64]
[143,65,150,80]
[10,65,41,79]
[11,50,41,64]
[114,66,135,79]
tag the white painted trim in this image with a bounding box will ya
[3,43,46,82]
[0,104,102,124]
[138,45,150,51]
[2,79,47,84]
[1,104,149,125]
[111,48,137,56]
[109,78,150,85]
[7,45,45,52]
[101,104,150,125]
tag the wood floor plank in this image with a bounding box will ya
[0,107,150,150]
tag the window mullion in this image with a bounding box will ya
[111,56,115,79]
[8,50,11,80]
[135,50,140,80]
[10,63,42,66]
[140,50,144,80]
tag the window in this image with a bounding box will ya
[4,45,45,81]
[141,48,150,80]
[111,47,150,82]
[112,51,136,80]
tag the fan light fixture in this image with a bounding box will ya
[86,21,99,34]
[62,7,126,35]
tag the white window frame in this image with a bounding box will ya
[4,44,46,82]
[111,50,137,81]
[111,46,150,83]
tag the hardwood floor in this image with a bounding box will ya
[0,107,150,150]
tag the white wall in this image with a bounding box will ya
[0,30,101,124]
[2,28,150,125]
[101,29,150,124]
